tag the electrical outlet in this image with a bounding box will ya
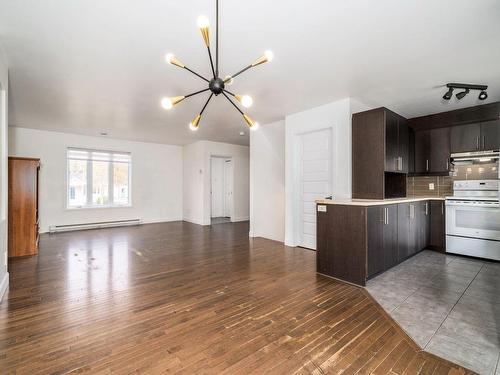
[429,183,435,190]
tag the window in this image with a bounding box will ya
[67,148,131,208]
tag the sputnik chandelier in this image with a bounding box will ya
[161,0,273,131]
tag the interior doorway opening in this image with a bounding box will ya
[210,156,233,225]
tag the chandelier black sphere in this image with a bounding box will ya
[209,77,225,96]
[160,0,273,132]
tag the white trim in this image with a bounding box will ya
[142,217,183,224]
[0,271,8,303]
[232,216,250,222]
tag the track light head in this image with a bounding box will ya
[455,89,470,100]
[478,91,488,100]
[443,87,454,100]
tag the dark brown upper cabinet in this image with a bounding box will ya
[413,127,450,175]
[450,123,481,153]
[385,111,409,173]
[352,108,408,199]
[481,119,500,151]
[450,120,500,153]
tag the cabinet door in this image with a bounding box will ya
[429,127,451,173]
[408,203,419,255]
[367,207,384,277]
[385,111,400,172]
[429,200,445,250]
[397,203,411,262]
[450,124,481,153]
[481,120,500,151]
[414,130,430,174]
[398,118,410,173]
[417,201,430,251]
[383,205,399,269]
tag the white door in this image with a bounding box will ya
[211,158,224,217]
[224,160,232,218]
[299,129,332,249]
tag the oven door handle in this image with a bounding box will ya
[446,201,499,208]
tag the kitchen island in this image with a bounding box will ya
[316,197,446,286]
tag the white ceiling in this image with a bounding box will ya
[1,0,499,146]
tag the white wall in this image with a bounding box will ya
[182,141,205,225]
[183,140,249,226]
[249,120,285,242]
[284,97,373,247]
[9,127,183,233]
[0,44,9,302]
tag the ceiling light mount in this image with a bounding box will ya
[161,0,272,131]
[443,83,488,101]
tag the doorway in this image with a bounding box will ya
[297,128,332,249]
[210,156,232,224]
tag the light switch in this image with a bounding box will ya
[317,205,327,212]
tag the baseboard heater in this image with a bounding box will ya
[49,219,142,233]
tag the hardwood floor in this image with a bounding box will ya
[0,221,475,374]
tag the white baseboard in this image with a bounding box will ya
[183,217,205,226]
[232,216,250,222]
[0,272,9,303]
[142,217,183,225]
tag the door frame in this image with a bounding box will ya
[293,127,334,249]
[209,155,233,224]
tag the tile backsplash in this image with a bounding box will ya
[407,176,453,198]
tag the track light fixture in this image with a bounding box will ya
[161,0,272,131]
[455,89,469,100]
[442,87,454,100]
[478,91,488,100]
[442,83,488,101]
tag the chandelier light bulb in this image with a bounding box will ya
[264,50,274,62]
[236,95,253,108]
[161,96,185,110]
[189,114,202,131]
[165,53,185,68]
[161,97,173,110]
[224,75,234,85]
[197,15,210,29]
[165,53,174,64]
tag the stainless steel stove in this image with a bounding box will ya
[446,180,500,261]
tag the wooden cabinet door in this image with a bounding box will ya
[398,118,410,173]
[367,207,384,277]
[417,201,430,251]
[383,205,399,269]
[481,120,500,151]
[450,123,481,153]
[397,203,411,261]
[408,203,419,255]
[414,130,430,174]
[8,158,40,257]
[429,127,451,173]
[385,111,399,172]
[429,200,445,250]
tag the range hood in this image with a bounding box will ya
[451,150,499,164]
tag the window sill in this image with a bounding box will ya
[66,204,132,211]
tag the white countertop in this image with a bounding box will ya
[316,197,446,206]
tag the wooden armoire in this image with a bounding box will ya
[8,157,40,257]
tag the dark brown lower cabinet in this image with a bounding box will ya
[429,200,446,251]
[317,199,445,286]
[367,205,398,278]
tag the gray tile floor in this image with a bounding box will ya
[366,250,500,375]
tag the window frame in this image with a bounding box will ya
[66,147,132,210]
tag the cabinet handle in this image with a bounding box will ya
[441,201,444,215]
[426,159,429,172]
[399,157,403,171]
[385,208,389,225]
[476,136,480,150]
[410,204,414,219]
[425,202,428,216]
[446,160,449,171]
[483,135,486,150]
